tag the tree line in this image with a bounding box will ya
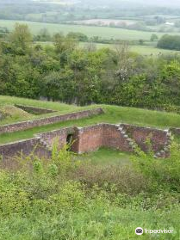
[1,24,180,110]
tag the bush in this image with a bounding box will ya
[131,142,180,192]
[72,163,148,196]
[157,34,180,50]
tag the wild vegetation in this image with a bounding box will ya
[1,24,180,109]
[0,142,179,239]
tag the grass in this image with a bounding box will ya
[0,95,90,125]
[1,96,180,144]
[0,105,33,125]
[0,19,175,41]
[77,148,131,166]
[0,205,179,240]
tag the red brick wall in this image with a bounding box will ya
[121,124,168,152]
[38,127,74,150]
[73,124,133,154]
[102,124,133,152]
[0,138,50,168]
[0,123,170,165]
[73,125,104,153]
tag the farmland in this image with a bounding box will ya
[1,19,180,55]
[0,19,171,40]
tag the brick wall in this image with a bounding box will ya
[73,124,133,154]
[74,123,169,154]
[0,108,104,134]
[0,123,170,165]
[102,124,133,152]
[73,125,104,153]
[0,138,50,168]
[121,124,169,152]
[38,127,74,150]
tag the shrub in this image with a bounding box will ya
[131,142,180,192]
[72,163,148,196]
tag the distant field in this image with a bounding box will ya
[72,19,138,27]
[1,19,179,55]
[81,42,180,55]
[0,19,172,40]
[37,41,179,55]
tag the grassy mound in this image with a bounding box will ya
[0,105,33,125]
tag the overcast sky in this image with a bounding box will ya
[134,0,180,6]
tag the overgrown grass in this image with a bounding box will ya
[77,147,131,166]
[0,144,180,239]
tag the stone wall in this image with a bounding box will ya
[0,108,104,134]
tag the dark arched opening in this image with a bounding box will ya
[66,134,73,151]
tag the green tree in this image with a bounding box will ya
[9,23,32,54]
[157,35,180,50]
[150,34,158,42]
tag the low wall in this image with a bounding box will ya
[121,124,168,152]
[0,138,50,169]
[0,108,104,134]
[74,124,169,154]
[0,123,171,165]
[38,127,74,150]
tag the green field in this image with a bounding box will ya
[81,42,179,55]
[0,19,173,40]
[1,19,180,55]
[1,95,180,144]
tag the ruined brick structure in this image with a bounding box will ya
[0,123,172,167]
[72,124,171,158]
[0,108,103,134]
